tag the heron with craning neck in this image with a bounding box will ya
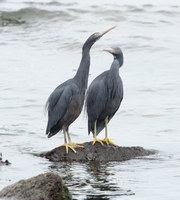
[86,47,124,146]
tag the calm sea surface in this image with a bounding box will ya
[0,0,180,199]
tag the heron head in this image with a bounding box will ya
[103,47,124,66]
[83,26,116,49]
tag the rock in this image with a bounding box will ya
[0,173,72,200]
[0,153,11,166]
[39,142,155,162]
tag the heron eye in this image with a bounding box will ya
[93,33,99,36]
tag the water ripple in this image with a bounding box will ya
[0,7,75,26]
[49,162,135,199]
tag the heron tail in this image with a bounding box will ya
[46,123,61,138]
[88,119,105,135]
[96,120,105,135]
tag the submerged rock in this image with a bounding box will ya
[0,173,72,200]
[0,153,11,166]
[39,142,155,162]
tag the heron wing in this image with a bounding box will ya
[86,71,108,133]
[96,77,123,133]
[45,80,75,135]
[102,77,123,118]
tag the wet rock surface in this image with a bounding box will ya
[0,173,72,200]
[39,142,155,162]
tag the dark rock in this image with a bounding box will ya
[0,173,72,200]
[0,153,11,166]
[39,142,155,162]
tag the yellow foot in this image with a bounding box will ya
[62,143,77,153]
[71,143,85,148]
[92,138,104,146]
[102,137,117,146]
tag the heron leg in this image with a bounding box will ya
[61,129,77,153]
[66,128,72,143]
[102,117,117,146]
[92,120,104,146]
[64,129,68,144]
[67,129,84,149]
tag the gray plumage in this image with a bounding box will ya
[46,79,83,137]
[86,47,124,135]
[45,27,116,139]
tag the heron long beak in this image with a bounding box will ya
[100,26,116,37]
[103,48,114,54]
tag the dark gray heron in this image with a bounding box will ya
[86,47,124,145]
[45,26,116,153]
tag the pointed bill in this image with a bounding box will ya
[100,26,116,37]
[103,48,114,54]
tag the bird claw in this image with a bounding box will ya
[71,143,85,148]
[92,139,104,146]
[102,137,117,146]
[62,143,77,153]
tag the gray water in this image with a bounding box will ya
[0,0,180,199]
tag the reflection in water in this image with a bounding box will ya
[49,161,134,200]
[85,195,110,200]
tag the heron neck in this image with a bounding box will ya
[116,54,123,67]
[109,59,120,77]
[74,48,90,92]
